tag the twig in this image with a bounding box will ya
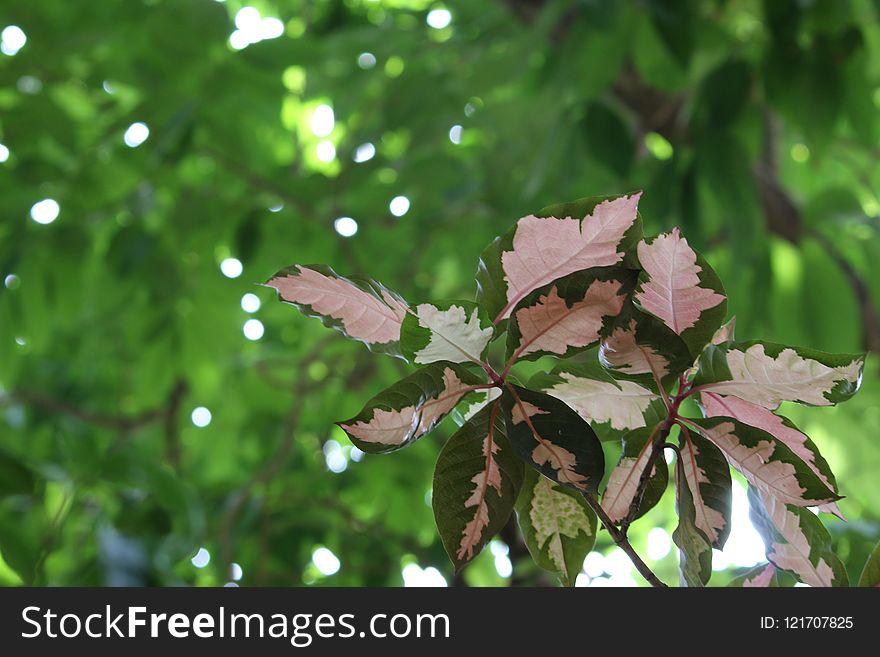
[1,389,174,433]
[581,492,667,588]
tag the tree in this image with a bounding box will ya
[268,191,866,586]
[0,0,878,587]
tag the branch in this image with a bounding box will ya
[1,389,174,433]
[619,421,670,534]
[581,491,666,588]
[219,337,332,569]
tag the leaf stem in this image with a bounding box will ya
[581,491,667,588]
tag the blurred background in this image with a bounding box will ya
[0,0,878,587]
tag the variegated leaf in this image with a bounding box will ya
[505,268,632,363]
[515,468,597,587]
[634,228,727,358]
[501,385,605,493]
[601,427,668,523]
[337,362,484,454]
[457,387,502,423]
[859,539,880,587]
[690,417,839,507]
[433,400,524,571]
[678,428,732,549]
[694,341,865,409]
[476,193,643,323]
[400,300,493,365]
[673,457,713,587]
[530,363,664,441]
[728,563,780,588]
[711,316,736,345]
[598,303,693,389]
[700,392,841,518]
[265,264,408,356]
[748,486,848,587]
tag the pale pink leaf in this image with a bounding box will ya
[701,392,838,494]
[693,420,836,506]
[635,228,725,335]
[602,439,653,523]
[511,280,625,360]
[599,319,671,378]
[546,373,656,431]
[266,266,408,346]
[496,193,641,321]
[341,368,470,446]
[679,436,728,545]
[699,344,864,409]
[457,428,504,561]
[742,563,776,588]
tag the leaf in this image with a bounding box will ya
[858,540,880,587]
[505,268,631,363]
[515,468,597,586]
[400,300,493,365]
[710,316,736,345]
[634,228,727,357]
[690,417,839,507]
[531,363,662,436]
[694,341,866,408]
[0,450,35,498]
[601,426,668,523]
[265,264,409,357]
[678,428,732,549]
[501,385,605,493]
[699,392,840,509]
[433,400,524,571]
[673,457,712,587]
[748,486,848,587]
[337,362,484,454]
[728,563,779,588]
[598,304,693,387]
[476,192,643,323]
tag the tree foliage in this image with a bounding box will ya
[1,0,879,587]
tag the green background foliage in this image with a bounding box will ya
[0,0,878,586]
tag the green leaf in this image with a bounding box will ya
[265,264,409,357]
[501,385,605,493]
[693,341,866,408]
[678,428,732,549]
[337,362,484,454]
[689,416,839,507]
[433,400,524,571]
[505,267,634,364]
[400,300,493,365]
[748,486,848,587]
[633,228,727,359]
[0,449,35,498]
[858,539,880,587]
[529,362,664,441]
[673,457,712,587]
[515,468,597,587]
[583,101,635,178]
[475,193,643,323]
[692,59,752,131]
[601,426,668,523]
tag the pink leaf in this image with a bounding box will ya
[635,228,725,335]
[496,193,641,321]
[511,279,626,359]
[599,319,671,378]
[341,368,471,446]
[742,563,776,588]
[602,438,654,522]
[266,265,408,347]
[701,393,837,495]
[458,404,504,561]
